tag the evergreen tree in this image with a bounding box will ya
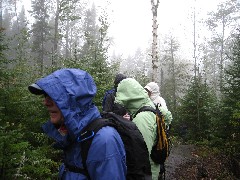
[79,4,100,61]
[7,6,30,61]
[0,27,29,179]
[219,28,240,156]
[51,0,84,63]
[30,0,52,75]
[160,36,191,117]
[65,5,115,108]
[0,26,59,179]
[205,0,239,92]
[177,77,217,141]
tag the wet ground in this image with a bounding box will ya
[163,143,238,180]
[164,144,196,180]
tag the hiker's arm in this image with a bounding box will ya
[159,106,173,127]
[87,127,127,179]
[133,112,156,153]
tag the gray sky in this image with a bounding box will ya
[21,0,227,58]
[93,0,221,58]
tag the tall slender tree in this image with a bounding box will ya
[150,0,159,82]
[160,35,192,120]
[161,36,179,112]
[206,0,239,92]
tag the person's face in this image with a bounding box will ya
[43,95,64,125]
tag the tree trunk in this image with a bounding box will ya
[170,39,176,112]
[193,0,197,78]
[53,0,59,67]
[65,19,69,58]
[151,0,159,82]
[0,0,2,28]
[219,16,225,92]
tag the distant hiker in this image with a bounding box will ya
[144,82,173,128]
[28,68,126,180]
[115,78,161,180]
[144,82,173,179]
[144,82,167,109]
[102,73,130,120]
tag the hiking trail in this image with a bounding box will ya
[164,144,196,180]
[164,144,238,180]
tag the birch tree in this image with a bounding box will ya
[151,0,159,82]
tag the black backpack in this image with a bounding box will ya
[78,112,152,180]
[102,88,115,110]
[102,88,128,116]
[134,106,171,174]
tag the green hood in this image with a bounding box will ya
[115,78,154,116]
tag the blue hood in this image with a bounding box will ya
[35,68,101,140]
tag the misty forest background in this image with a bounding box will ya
[0,0,239,179]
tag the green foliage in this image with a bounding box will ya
[217,29,240,156]
[0,0,239,178]
[30,0,52,75]
[176,77,217,142]
[0,123,30,179]
[19,146,60,179]
[64,6,118,109]
[0,79,60,179]
[205,0,239,92]
[0,27,61,179]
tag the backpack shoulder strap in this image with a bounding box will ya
[134,106,156,118]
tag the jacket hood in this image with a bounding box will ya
[144,82,160,103]
[114,73,127,89]
[34,68,101,140]
[115,78,154,116]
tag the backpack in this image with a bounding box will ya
[102,88,115,110]
[102,88,128,116]
[78,112,152,180]
[134,106,171,173]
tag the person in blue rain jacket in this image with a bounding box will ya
[28,68,127,180]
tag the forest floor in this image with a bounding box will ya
[163,142,239,180]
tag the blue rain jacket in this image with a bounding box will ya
[35,68,126,179]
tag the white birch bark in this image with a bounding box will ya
[151,0,159,82]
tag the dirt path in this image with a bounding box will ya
[164,144,196,180]
[163,144,238,180]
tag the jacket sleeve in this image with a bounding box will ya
[86,126,127,180]
[159,106,173,127]
[159,97,168,110]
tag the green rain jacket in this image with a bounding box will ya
[115,78,160,180]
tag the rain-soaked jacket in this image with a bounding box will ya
[34,69,126,179]
[115,78,160,180]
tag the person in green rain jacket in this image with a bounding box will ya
[115,78,160,180]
